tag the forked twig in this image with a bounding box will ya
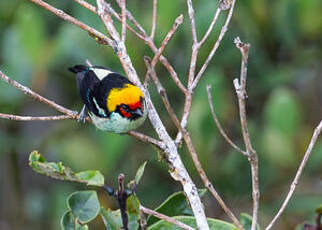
[206,85,247,156]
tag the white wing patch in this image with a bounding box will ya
[90,67,112,80]
[93,97,107,117]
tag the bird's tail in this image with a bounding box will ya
[68,65,88,73]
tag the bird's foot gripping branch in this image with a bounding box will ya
[28,151,244,230]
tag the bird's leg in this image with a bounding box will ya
[77,105,87,123]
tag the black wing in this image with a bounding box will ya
[69,65,133,118]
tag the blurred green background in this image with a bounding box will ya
[0,0,321,229]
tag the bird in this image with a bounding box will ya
[68,65,147,134]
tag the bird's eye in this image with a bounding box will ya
[120,104,129,111]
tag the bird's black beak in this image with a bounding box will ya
[131,108,143,118]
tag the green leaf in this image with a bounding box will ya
[100,194,141,230]
[240,213,261,230]
[147,189,207,225]
[67,191,100,224]
[28,151,104,186]
[135,161,147,185]
[60,211,89,230]
[100,208,140,230]
[76,171,105,187]
[100,208,123,230]
[148,216,237,230]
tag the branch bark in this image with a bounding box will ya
[265,120,322,230]
[233,37,259,230]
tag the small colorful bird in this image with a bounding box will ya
[69,65,147,133]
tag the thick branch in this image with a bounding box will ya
[96,1,209,229]
[265,120,322,230]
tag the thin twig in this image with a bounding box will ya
[121,0,126,42]
[199,8,221,46]
[144,14,184,87]
[233,37,259,230]
[73,0,96,13]
[150,0,158,39]
[265,120,322,230]
[206,85,247,157]
[128,131,165,151]
[0,71,76,117]
[29,0,115,49]
[187,0,197,44]
[191,0,237,91]
[0,113,74,121]
[150,15,183,67]
[140,206,195,230]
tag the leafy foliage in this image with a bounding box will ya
[240,213,261,230]
[29,151,104,186]
[147,189,207,225]
[148,216,237,230]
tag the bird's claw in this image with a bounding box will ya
[77,105,87,123]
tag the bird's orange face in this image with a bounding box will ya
[106,84,144,119]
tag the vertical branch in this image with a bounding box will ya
[265,120,322,230]
[121,0,126,42]
[95,1,210,229]
[233,37,259,230]
[150,0,158,39]
[191,0,237,91]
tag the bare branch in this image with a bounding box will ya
[199,8,221,46]
[121,0,126,42]
[144,58,182,133]
[181,128,243,229]
[233,37,259,230]
[186,0,197,43]
[191,0,237,91]
[0,71,76,117]
[140,206,195,230]
[150,0,158,39]
[265,120,322,230]
[0,113,73,121]
[150,15,184,67]
[73,0,96,13]
[29,0,115,48]
[206,85,247,156]
[128,131,166,151]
